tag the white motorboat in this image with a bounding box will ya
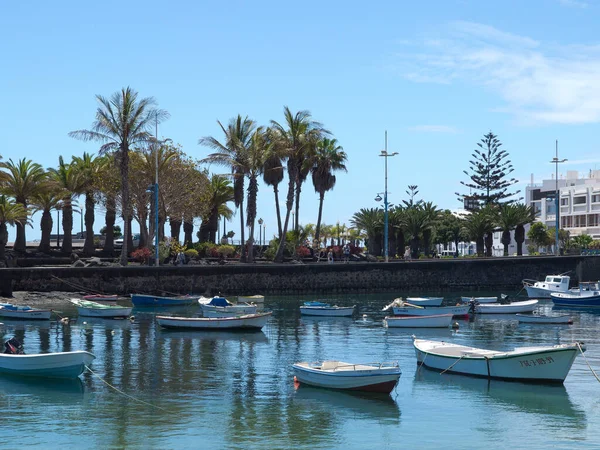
[157,312,272,330]
[550,282,600,307]
[292,360,401,393]
[199,296,257,317]
[405,297,444,307]
[522,275,571,298]
[0,337,95,379]
[474,300,538,314]
[384,314,453,328]
[300,302,355,317]
[238,295,265,304]
[413,338,583,383]
[0,303,51,320]
[516,313,573,324]
[69,299,132,318]
[391,300,469,318]
[460,296,497,303]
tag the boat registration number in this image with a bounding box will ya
[519,356,554,368]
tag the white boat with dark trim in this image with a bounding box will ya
[157,312,272,330]
[391,300,469,318]
[523,275,570,298]
[413,338,584,384]
[405,297,443,307]
[1,337,95,379]
[300,302,355,317]
[474,300,538,314]
[69,299,132,318]
[0,303,51,320]
[384,314,453,328]
[517,313,573,324]
[238,295,265,304]
[460,296,497,304]
[292,360,401,393]
[199,296,257,317]
[550,282,600,308]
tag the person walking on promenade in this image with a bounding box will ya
[327,248,334,264]
[343,243,350,263]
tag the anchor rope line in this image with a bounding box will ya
[576,342,600,384]
[84,365,168,412]
[440,354,467,375]
[51,275,103,295]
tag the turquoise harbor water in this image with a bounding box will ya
[1,293,600,449]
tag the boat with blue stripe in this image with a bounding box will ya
[551,282,600,307]
[131,294,201,306]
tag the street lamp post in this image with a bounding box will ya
[258,218,263,246]
[550,139,567,257]
[376,131,398,263]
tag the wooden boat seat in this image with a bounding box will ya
[432,346,503,358]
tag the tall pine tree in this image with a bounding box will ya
[458,132,520,207]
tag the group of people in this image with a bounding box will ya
[318,244,352,264]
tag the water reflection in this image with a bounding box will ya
[0,376,84,405]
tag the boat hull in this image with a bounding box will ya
[551,293,600,307]
[200,304,257,317]
[238,295,265,304]
[516,314,572,324]
[157,312,272,330]
[300,306,355,317]
[0,351,95,379]
[460,296,497,303]
[77,306,132,318]
[405,297,444,307]
[0,308,51,320]
[413,339,581,383]
[293,363,401,393]
[83,295,119,302]
[476,300,538,314]
[131,294,199,306]
[392,305,469,317]
[385,314,453,328]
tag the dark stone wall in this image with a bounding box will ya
[2,255,600,296]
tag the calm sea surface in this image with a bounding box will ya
[1,292,600,449]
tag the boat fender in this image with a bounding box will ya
[452,322,460,329]
[129,316,135,322]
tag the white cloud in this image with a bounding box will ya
[407,125,460,133]
[397,21,600,124]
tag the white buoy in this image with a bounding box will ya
[452,322,460,329]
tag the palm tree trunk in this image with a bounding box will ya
[120,145,130,266]
[61,201,73,254]
[515,225,524,256]
[126,217,134,252]
[411,236,419,258]
[239,200,246,262]
[14,200,27,253]
[103,195,116,253]
[170,218,182,241]
[139,211,148,249]
[83,192,95,256]
[501,230,511,257]
[274,177,295,262]
[246,176,258,264]
[273,185,282,239]
[314,192,325,253]
[476,236,484,256]
[294,180,302,232]
[38,209,53,254]
[183,220,193,247]
[485,232,493,257]
[0,222,7,260]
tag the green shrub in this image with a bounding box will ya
[184,249,199,259]
[218,245,235,257]
[194,242,216,257]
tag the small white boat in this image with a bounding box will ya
[292,360,401,393]
[238,295,265,304]
[517,313,573,324]
[157,312,272,330]
[460,296,497,303]
[300,302,355,317]
[69,299,132,318]
[474,300,538,314]
[391,300,470,318]
[199,296,257,317]
[405,297,444,307]
[413,338,583,383]
[384,314,453,328]
[0,338,95,379]
[550,282,600,307]
[0,303,51,320]
[82,294,119,302]
[523,275,571,298]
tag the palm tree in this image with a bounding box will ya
[0,196,28,261]
[93,154,120,253]
[388,206,406,258]
[463,208,495,257]
[31,189,63,254]
[69,87,169,265]
[421,202,441,257]
[200,115,256,261]
[262,135,284,239]
[403,205,430,258]
[310,138,347,253]
[48,157,85,254]
[198,174,234,243]
[270,107,328,262]
[350,208,383,255]
[497,203,521,256]
[513,203,536,256]
[0,158,46,252]
[72,152,102,255]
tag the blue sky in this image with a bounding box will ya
[2,0,600,242]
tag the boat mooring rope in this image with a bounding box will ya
[576,342,600,383]
[440,354,467,375]
[51,275,103,295]
[84,365,168,412]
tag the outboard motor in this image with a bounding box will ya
[468,300,479,314]
[4,337,24,355]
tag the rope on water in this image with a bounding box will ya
[440,354,467,375]
[576,342,600,383]
[84,365,168,412]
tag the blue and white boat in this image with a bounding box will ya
[199,296,258,317]
[300,301,355,317]
[0,303,51,320]
[551,282,600,307]
[131,294,200,306]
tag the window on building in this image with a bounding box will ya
[574,215,587,227]
[562,216,573,228]
[561,197,569,206]
[592,194,600,203]
[574,196,587,205]
[588,214,599,227]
